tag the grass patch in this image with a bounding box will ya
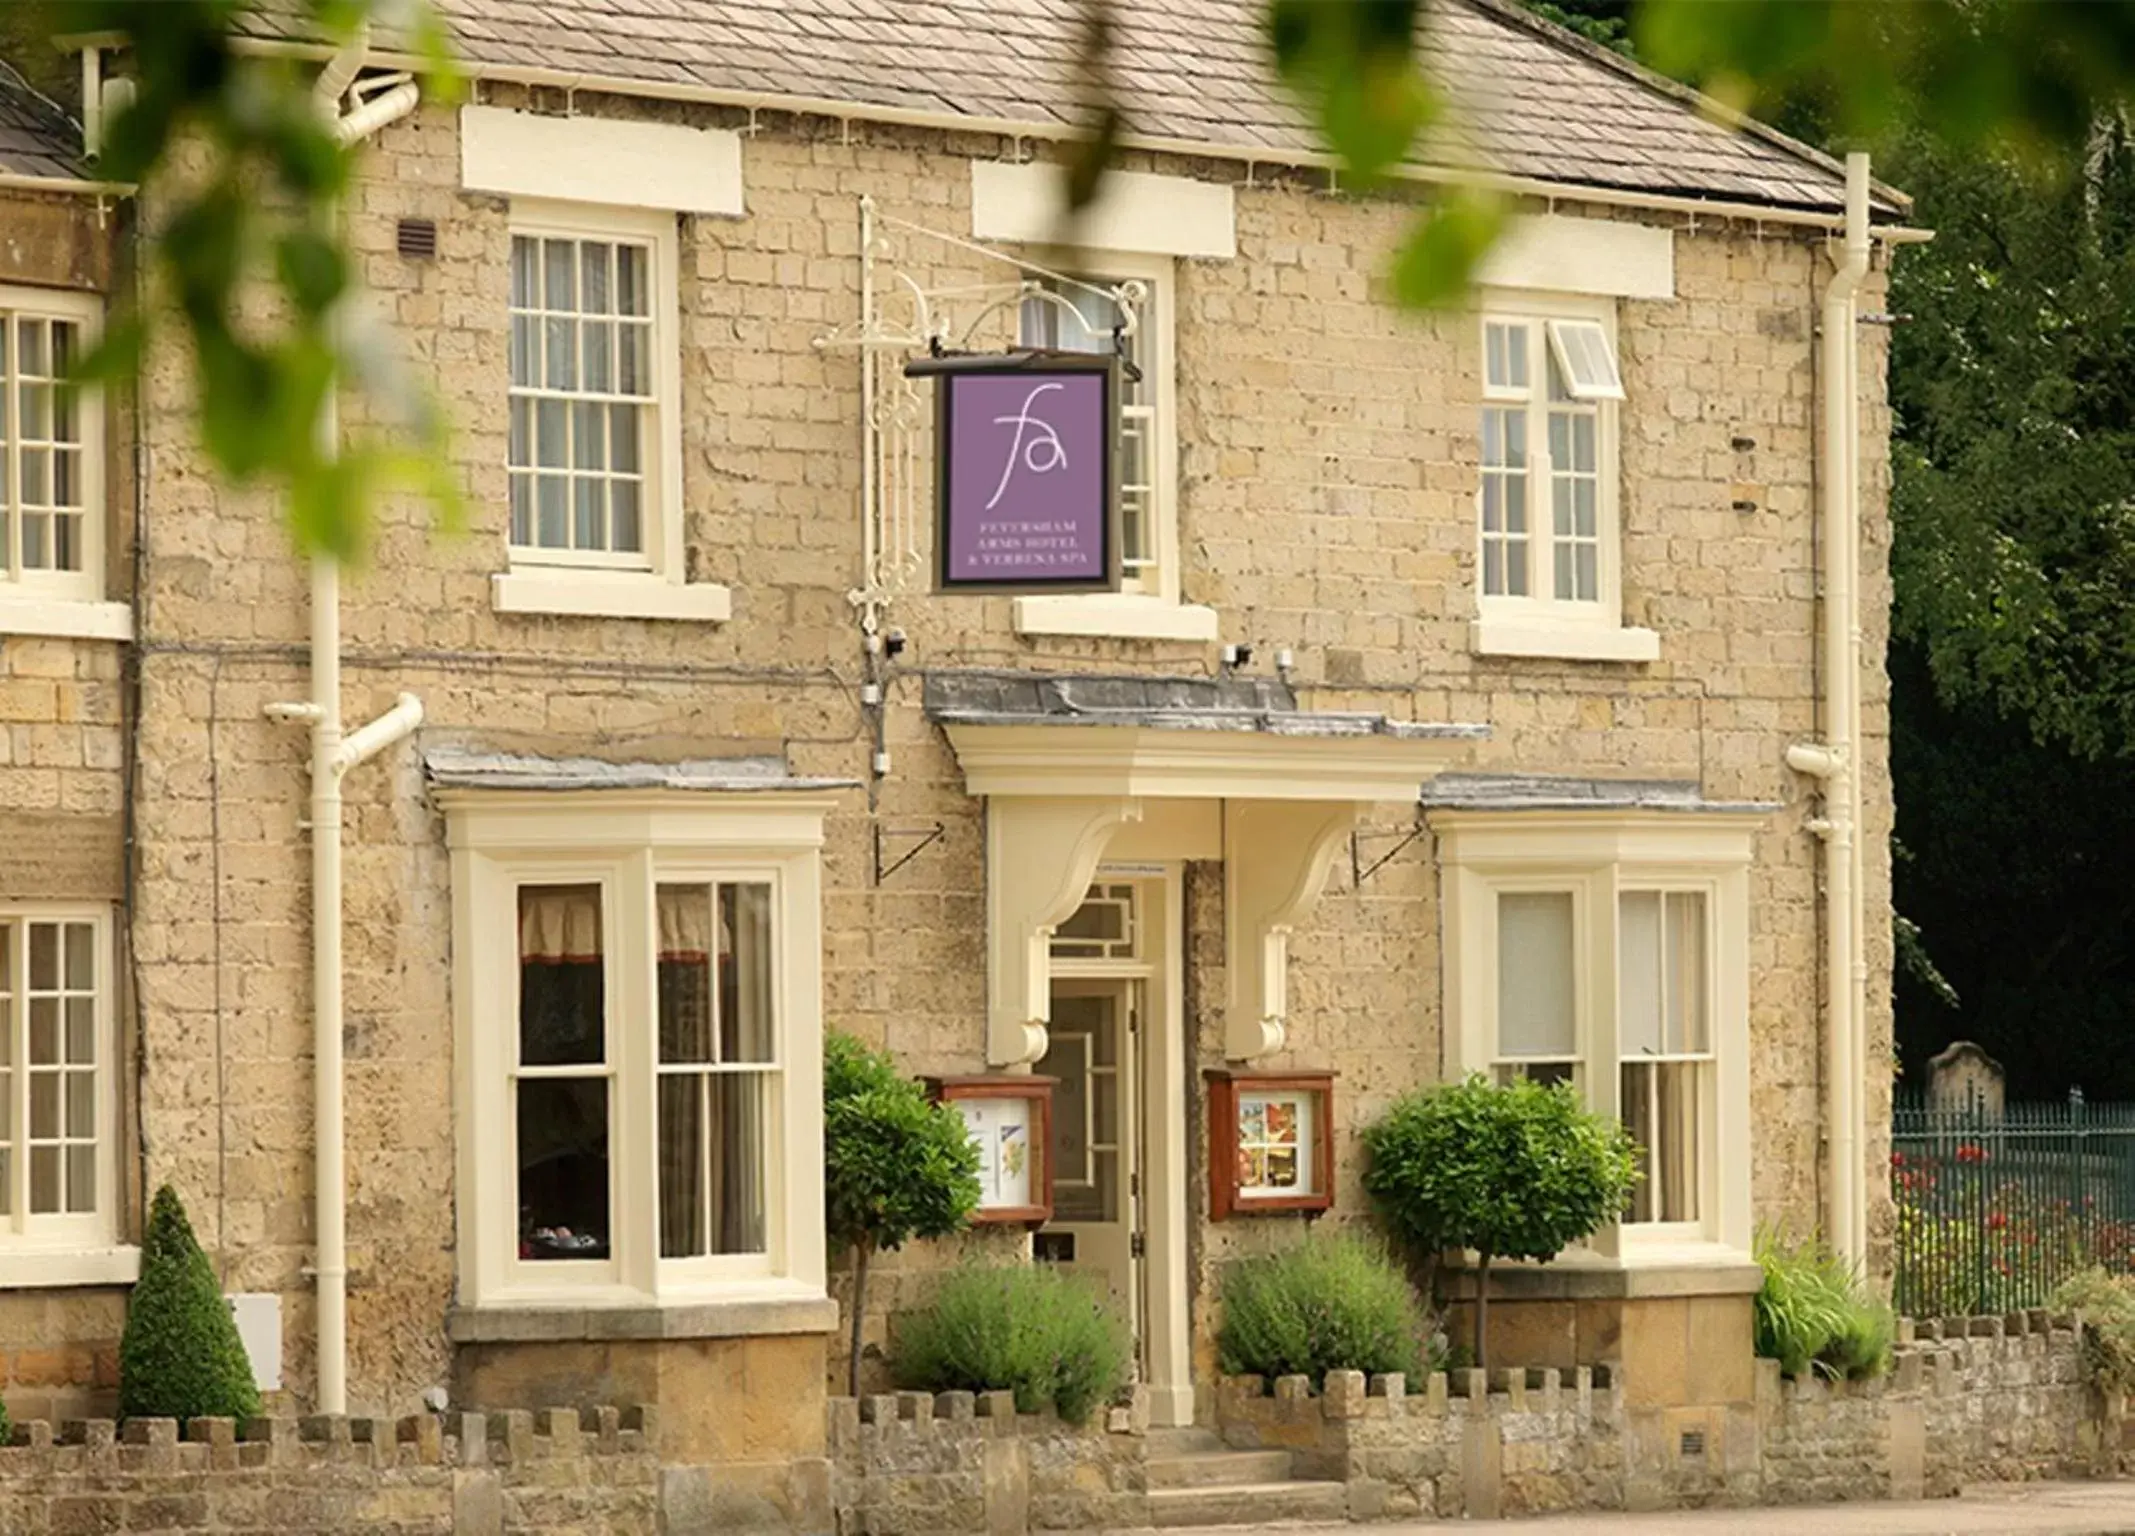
[1754,1228,1893,1381]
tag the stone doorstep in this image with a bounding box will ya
[1147,1449,1299,1490]
[1147,1480,1351,1529]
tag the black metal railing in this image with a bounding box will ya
[1892,1089,2135,1317]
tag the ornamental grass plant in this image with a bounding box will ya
[1753,1227,1893,1381]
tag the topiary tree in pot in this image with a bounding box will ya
[1363,1074,1638,1372]
[119,1185,261,1423]
[823,1033,981,1397]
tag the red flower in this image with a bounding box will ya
[1956,1142,1987,1164]
[1987,1212,2008,1232]
[1891,1151,1907,1168]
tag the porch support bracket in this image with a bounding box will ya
[1224,800,1357,1061]
[985,795,1144,1067]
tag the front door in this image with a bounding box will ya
[1036,978,1143,1346]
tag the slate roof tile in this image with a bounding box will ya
[0,67,84,182]
[234,0,1907,216]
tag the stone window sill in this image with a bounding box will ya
[491,571,733,623]
[0,1245,140,1290]
[1013,593,1219,643]
[446,1288,837,1343]
[1470,617,1659,663]
[0,598,134,642]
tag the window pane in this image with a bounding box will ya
[1482,541,1503,595]
[617,244,647,317]
[517,1077,610,1260]
[535,398,568,469]
[65,997,93,1064]
[21,449,48,508]
[1575,543,1598,601]
[19,320,45,377]
[66,1069,94,1136]
[658,1075,704,1257]
[31,1144,58,1213]
[29,997,56,1063]
[509,475,532,545]
[1623,1061,1700,1223]
[719,883,775,1064]
[508,397,531,470]
[572,476,604,551]
[542,238,576,311]
[573,402,607,471]
[581,241,612,315]
[64,923,92,989]
[617,322,646,396]
[1666,892,1709,1053]
[1619,891,1663,1059]
[30,1071,57,1136]
[610,481,643,554]
[518,885,603,1066]
[1498,892,1575,1058]
[543,317,577,390]
[511,236,537,308]
[510,314,535,388]
[1554,542,1575,602]
[610,403,641,473]
[658,1073,767,1258]
[1552,474,1572,538]
[583,319,613,393]
[657,885,714,1065]
[66,1142,95,1214]
[537,476,568,547]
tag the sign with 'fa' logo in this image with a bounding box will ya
[911,351,1121,594]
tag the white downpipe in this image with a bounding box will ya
[1842,156,1873,1268]
[1804,153,1873,1267]
[295,21,422,1417]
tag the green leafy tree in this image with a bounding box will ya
[1363,1075,1637,1371]
[823,1033,981,1397]
[119,1185,262,1424]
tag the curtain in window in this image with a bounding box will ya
[516,885,609,1259]
[656,884,770,1259]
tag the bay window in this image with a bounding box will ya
[1432,799,1756,1259]
[442,783,833,1318]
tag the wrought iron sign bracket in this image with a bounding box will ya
[874,820,946,885]
[1349,820,1428,888]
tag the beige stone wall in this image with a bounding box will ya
[94,96,1895,1415]
[0,186,135,1427]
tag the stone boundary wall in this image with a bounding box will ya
[0,1406,659,1535]
[1213,1312,2129,1522]
[1220,1364,1622,1520]
[827,1387,1150,1534]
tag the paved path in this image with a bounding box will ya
[1119,1481,2135,1534]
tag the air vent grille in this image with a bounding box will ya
[396,218,438,259]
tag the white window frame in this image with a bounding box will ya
[1010,252,1218,643]
[1471,293,1657,664]
[0,905,136,1286]
[1435,812,1753,1265]
[0,287,132,643]
[441,789,833,1319]
[490,201,730,624]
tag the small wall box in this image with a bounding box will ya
[1205,1070,1336,1220]
[925,1075,1055,1224]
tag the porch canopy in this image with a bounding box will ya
[927,672,1487,1066]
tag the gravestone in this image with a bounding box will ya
[1927,1041,2005,1118]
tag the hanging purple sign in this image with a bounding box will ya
[913,352,1120,593]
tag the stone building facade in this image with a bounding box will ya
[0,0,1907,1512]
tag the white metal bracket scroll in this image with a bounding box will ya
[813,195,1143,639]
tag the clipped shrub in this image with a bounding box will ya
[824,1032,981,1396]
[1753,1228,1893,1381]
[119,1185,261,1423]
[890,1263,1131,1425]
[1363,1074,1638,1370]
[1217,1231,1438,1387]
[2048,1267,2135,1394]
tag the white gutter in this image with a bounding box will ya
[1791,151,1873,1267]
[221,34,1929,240]
[265,21,423,1419]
